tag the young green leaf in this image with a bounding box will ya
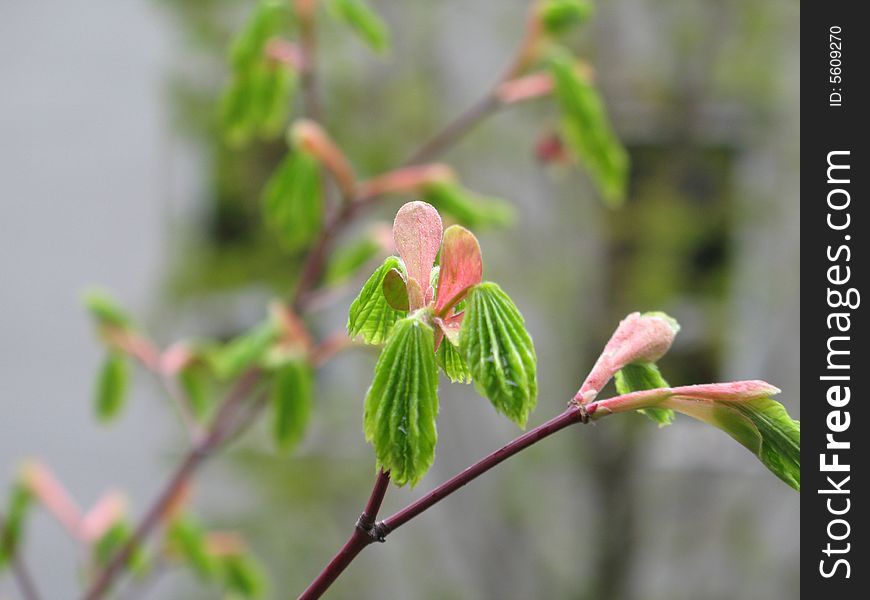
[221,0,294,145]
[178,364,212,422]
[718,398,800,491]
[588,380,797,489]
[347,257,408,344]
[437,338,471,384]
[548,49,629,205]
[327,0,391,53]
[167,516,215,581]
[82,289,133,330]
[262,150,323,250]
[95,352,130,423]
[539,0,595,35]
[0,484,34,571]
[93,521,150,578]
[615,362,675,426]
[422,181,515,229]
[324,234,383,284]
[460,283,537,427]
[218,553,267,598]
[382,268,410,311]
[229,0,289,72]
[254,62,297,138]
[210,320,280,380]
[364,317,439,487]
[270,359,314,450]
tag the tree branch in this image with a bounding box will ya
[297,469,390,600]
[80,370,262,600]
[297,407,587,599]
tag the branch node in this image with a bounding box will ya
[577,403,590,424]
[355,513,374,533]
[372,521,390,543]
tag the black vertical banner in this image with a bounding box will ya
[803,5,866,598]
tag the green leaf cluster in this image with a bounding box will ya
[221,0,296,146]
[262,149,323,251]
[352,252,539,484]
[167,514,267,598]
[548,49,629,205]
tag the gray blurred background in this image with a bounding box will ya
[1,0,799,598]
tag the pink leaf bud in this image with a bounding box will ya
[576,312,680,404]
[392,201,443,301]
[290,119,356,197]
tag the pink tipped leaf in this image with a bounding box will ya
[393,201,442,295]
[435,225,483,316]
[576,311,679,404]
[589,380,782,417]
[586,379,799,490]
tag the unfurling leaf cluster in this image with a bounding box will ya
[350,202,538,486]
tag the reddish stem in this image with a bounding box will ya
[298,408,586,599]
[297,470,391,600]
[380,408,585,533]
